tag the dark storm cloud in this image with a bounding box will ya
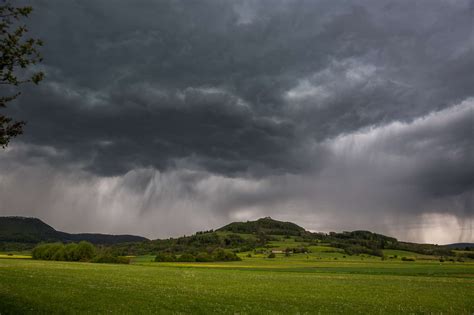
[1,0,473,242]
[8,0,471,176]
[12,82,301,176]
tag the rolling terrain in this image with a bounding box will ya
[1,216,473,313]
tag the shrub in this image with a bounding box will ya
[177,253,196,262]
[32,241,96,262]
[31,241,133,264]
[64,243,79,261]
[32,243,64,260]
[401,257,415,261]
[52,247,66,261]
[75,241,96,261]
[31,243,48,260]
[341,244,383,257]
[268,253,276,258]
[462,253,474,259]
[212,248,241,261]
[195,252,213,262]
[44,243,64,260]
[92,254,130,264]
[154,253,177,262]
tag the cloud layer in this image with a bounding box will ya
[1,0,473,243]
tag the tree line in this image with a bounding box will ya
[155,248,241,262]
[32,241,130,264]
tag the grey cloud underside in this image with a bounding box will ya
[1,0,473,240]
[9,0,472,175]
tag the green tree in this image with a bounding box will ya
[64,243,79,261]
[52,246,66,261]
[195,252,212,262]
[31,243,48,259]
[0,1,43,148]
[43,243,63,260]
[75,241,96,261]
[154,252,177,262]
[177,253,195,262]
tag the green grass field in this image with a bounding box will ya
[1,254,474,314]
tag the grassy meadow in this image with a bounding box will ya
[1,248,474,314]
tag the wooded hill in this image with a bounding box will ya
[109,217,455,258]
[0,216,148,246]
[218,217,306,235]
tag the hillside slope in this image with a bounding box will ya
[0,216,148,244]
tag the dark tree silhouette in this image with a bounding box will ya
[0,1,43,148]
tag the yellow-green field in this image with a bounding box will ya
[0,254,31,259]
[1,253,474,314]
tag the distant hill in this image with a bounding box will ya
[445,243,474,249]
[1,216,458,259]
[0,216,61,243]
[218,217,306,236]
[0,216,148,244]
[105,217,454,258]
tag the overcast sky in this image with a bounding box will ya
[1,0,473,244]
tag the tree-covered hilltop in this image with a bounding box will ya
[110,217,308,256]
[217,217,306,236]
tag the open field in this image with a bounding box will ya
[1,256,474,314]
